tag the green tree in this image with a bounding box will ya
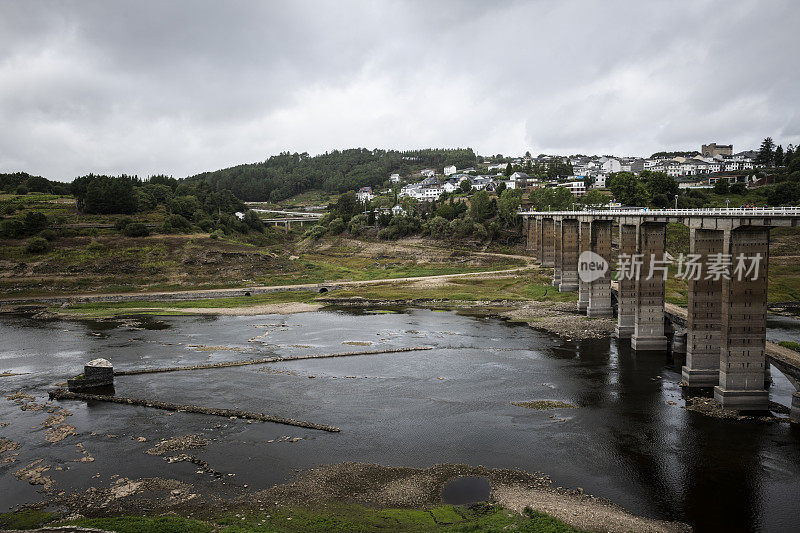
[504,163,513,177]
[641,171,678,198]
[774,145,785,167]
[497,188,523,227]
[580,189,609,208]
[469,190,495,222]
[551,187,575,209]
[713,179,729,194]
[459,179,472,193]
[756,137,775,167]
[606,172,649,206]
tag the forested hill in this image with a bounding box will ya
[185,148,477,202]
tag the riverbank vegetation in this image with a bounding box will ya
[1,504,586,532]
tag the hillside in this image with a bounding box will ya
[185,148,477,202]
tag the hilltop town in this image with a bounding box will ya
[354,142,770,207]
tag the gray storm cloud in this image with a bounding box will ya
[1,0,798,180]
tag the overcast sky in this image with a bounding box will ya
[1,0,799,181]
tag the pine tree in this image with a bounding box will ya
[774,145,785,167]
[756,137,775,167]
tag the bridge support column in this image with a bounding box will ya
[631,222,668,352]
[542,218,555,267]
[615,223,637,338]
[682,229,724,387]
[559,219,579,292]
[552,218,562,286]
[523,219,529,252]
[577,221,590,312]
[531,218,540,259]
[715,227,770,411]
[535,218,543,262]
[792,392,800,423]
[587,220,613,317]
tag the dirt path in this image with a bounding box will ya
[0,265,539,306]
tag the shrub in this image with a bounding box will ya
[348,214,367,235]
[424,216,450,239]
[473,222,488,241]
[240,211,264,233]
[450,215,476,238]
[0,219,25,238]
[123,222,150,237]
[328,217,346,235]
[197,217,215,232]
[38,229,57,241]
[161,214,191,233]
[23,211,48,234]
[114,217,133,230]
[210,229,224,239]
[15,185,28,195]
[25,236,49,254]
[308,224,327,240]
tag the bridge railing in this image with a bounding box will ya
[517,207,800,217]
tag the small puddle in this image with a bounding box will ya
[441,476,491,505]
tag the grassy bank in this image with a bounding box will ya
[55,291,321,317]
[328,272,575,303]
[0,232,526,298]
[1,504,586,532]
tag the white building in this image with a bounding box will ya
[600,157,622,173]
[389,173,401,183]
[356,187,375,202]
[398,183,444,201]
[420,169,436,178]
[562,180,586,197]
[443,165,457,176]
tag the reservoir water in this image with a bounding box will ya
[1,309,799,531]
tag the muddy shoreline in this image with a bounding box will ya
[8,462,690,533]
[0,296,615,341]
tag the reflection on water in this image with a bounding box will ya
[0,309,799,532]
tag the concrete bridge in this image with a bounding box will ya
[519,207,800,418]
[252,209,324,231]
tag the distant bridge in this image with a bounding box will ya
[251,209,324,218]
[519,207,800,418]
[251,209,323,231]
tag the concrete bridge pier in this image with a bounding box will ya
[714,227,771,411]
[552,218,563,287]
[523,218,531,252]
[577,221,590,312]
[559,218,579,292]
[682,228,724,387]
[793,392,800,423]
[587,220,613,317]
[542,218,555,268]
[534,218,543,261]
[615,223,637,338]
[631,222,668,352]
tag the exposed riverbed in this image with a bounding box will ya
[1,309,799,532]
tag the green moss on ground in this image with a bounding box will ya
[0,509,58,530]
[62,504,587,532]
